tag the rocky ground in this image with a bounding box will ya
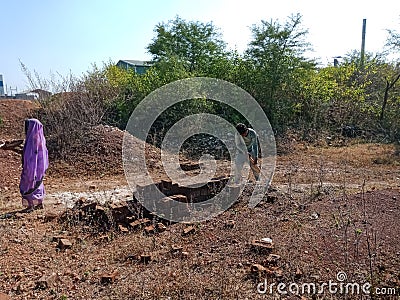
[0,99,399,299]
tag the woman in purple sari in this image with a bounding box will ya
[19,118,49,211]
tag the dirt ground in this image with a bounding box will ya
[0,99,399,299]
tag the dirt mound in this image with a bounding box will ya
[0,100,39,193]
[0,99,38,140]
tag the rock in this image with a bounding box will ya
[118,224,129,233]
[144,225,155,234]
[182,226,195,236]
[98,235,110,243]
[295,268,303,279]
[52,235,68,242]
[43,212,59,222]
[224,220,235,228]
[251,263,266,273]
[140,254,152,264]
[36,272,58,289]
[156,223,167,232]
[273,267,283,278]
[266,195,277,203]
[100,270,118,284]
[250,264,273,278]
[250,239,274,253]
[57,238,73,250]
[265,254,281,266]
[171,245,183,255]
[129,218,151,230]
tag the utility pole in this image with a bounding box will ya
[360,18,366,69]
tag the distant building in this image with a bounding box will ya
[14,92,35,100]
[0,75,4,96]
[29,89,52,100]
[15,89,52,100]
[116,60,152,74]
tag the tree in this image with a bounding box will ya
[245,13,317,131]
[147,16,227,74]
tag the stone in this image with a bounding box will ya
[250,264,273,278]
[36,272,58,289]
[129,218,151,230]
[140,254,152,264]
[182,226,195,236]
[43,212,59,222]
[100,271,118,284]
[57,239,72,250]
[118,224,129,233]
[98,235,110,243]
[156,223,167,232]
[250,239,274,253]
[251,263,266,273]
[295,268,303,279]
[110,202,132,223]
[225,220,235,228]
[181,251,189,258]
[52,235,68,242]
[265,254,281,266]
[171,245,183,254]
[144,225,155,234]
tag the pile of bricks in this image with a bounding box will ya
[59,177,232,233]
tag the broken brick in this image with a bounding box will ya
[182,226,195,236]
[118,224,129,233]
[110,202,132,223]
[295,268,303,279]
[52,235,68,243]
[100,270,118,284]
[225,220,235,228]
[250,264,273,278]
[43,212,59,222]
[265,254,281,266]
[129,218,151,230]
[98,235,110,243]
[144,225,155,234]
[171,245,183,254]
[169,194,188,203]
[57,238,73,250]
[181,251,189,258]
[140,254,152,264]
[250,239,274,253]
[251,263,266,273]
[156,223,167,232]
[36,272,58,289]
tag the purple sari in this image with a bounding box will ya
[19,119,49,207]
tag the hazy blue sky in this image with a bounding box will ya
[1,0,399,92]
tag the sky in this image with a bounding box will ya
[0,0,399,93]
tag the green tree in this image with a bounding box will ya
[245,13,317,132]
[147,16,227,75]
